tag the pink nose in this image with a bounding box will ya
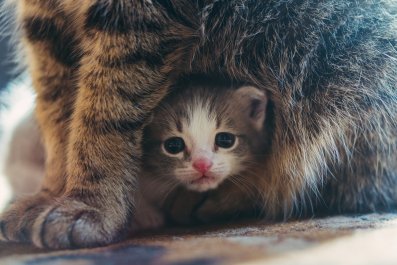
[193,158,213,173]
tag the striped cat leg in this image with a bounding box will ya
[24,1,189,249]
[0,0,79,243]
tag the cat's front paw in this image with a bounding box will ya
[0,193,50,243]
[0,195,127,249]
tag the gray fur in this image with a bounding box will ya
[178,0,397,217]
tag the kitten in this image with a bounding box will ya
[138,81,271,226]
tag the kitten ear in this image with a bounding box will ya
[233,86,268,131]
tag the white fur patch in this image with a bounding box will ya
[186,99,217,151]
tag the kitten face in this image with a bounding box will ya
[161,102,240,191]
[143,84,268,192]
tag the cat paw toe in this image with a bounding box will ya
[0,195,49,243]
[32,200,120,249]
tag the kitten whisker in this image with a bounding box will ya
[228,175,257,199]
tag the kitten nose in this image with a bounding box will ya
[193,158,213,174]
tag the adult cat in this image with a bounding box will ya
[1,0,397,249]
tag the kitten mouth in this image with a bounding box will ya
[186,174,221,192]
[190,175,216,185]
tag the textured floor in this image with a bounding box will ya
[1,213,397,265]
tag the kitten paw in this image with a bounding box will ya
[0,196,126,249]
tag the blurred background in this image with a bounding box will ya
[0,37,11,91]
[0,38,11,91]
[0,0,14,92]
[0,0,16,211]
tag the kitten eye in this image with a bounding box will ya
[164,137,185,154]
[215,132,236,149]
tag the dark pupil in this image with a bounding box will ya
[215,133,236,148]
[164,137,185,154]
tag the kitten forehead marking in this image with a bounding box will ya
[186,99,218,152]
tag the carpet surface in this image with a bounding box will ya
[1,213,397,265]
